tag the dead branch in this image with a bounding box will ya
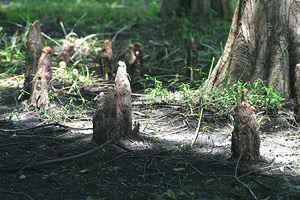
[0,189,34,200]
[0,140,113,172]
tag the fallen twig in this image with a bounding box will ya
[31,139,112,168]
[0,122,92,133]
[0,140,112,171]
[235,155,257,200]
[0,189,34,200]
[0,122,60,133]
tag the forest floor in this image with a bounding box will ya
[0,76,299,200]
[0,1,300,200]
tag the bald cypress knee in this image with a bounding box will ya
[115,61,132,136]
[93,61,133,145]
[125,43,143,82]
[24,20,44,99]
[30,46,52,109]
[231,89,260,161]
[99,40,113,80]
[93,87,118,144]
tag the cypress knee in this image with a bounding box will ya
[99,39,113,80]
[93,87,118,144]
[30,46,52,109]
[115,61,132,136]
[24,20,44,99]
[231,89,261,161]
[93,61,133,145]
[125,43,143,82]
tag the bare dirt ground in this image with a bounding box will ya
[0,78,299,200]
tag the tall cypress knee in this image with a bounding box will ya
[24,20,44,99]
[115,61,132,136]
[30,46,52,109]
[93,61,133,145]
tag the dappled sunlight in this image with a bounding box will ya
[0,0,299,199]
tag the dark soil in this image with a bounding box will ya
[0,83,299,200]
[0,2,299,199]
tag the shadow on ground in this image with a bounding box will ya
[0,96,299,200]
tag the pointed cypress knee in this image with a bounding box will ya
[24,20,44,99]
[93,61,133,145]
[30,46,52,109]
[115,61,132,137]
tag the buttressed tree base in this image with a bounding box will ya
[206,0,300,97]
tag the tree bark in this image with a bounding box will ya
[24,20,44,99]
[93,61,132,145]
[93,87,118,144]
[160,0,232,19]
[99,39,113,80]
[125,43,144,83]
[115,61,132,137]
[295,64,300,121]
[207,0,300,99]
[29,46,52,109]
[231,89,260,161]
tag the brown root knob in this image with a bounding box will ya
[42,46,52,54]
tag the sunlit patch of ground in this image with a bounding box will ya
[0,71,299,200]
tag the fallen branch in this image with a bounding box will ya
[0,189,34,200]
[190,57,215,146]
[234,154,257,200]
[31,139,112,168]
[0,122,60,133]
[0,140,113,172]
[0,122,92,133]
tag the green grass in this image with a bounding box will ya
[1,0,232,84]
[0,0,240,121]
[145,78,282,118]
[1,0,159,34]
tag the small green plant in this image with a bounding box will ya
[145,75,170,101]
[208,79,282,117]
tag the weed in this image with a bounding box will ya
[145,76,282,119]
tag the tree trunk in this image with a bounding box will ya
[29,46,52,109]
[207,0,300,99]
[295,64,300,121]
[160,0,232,19]
[24,20,44,99]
